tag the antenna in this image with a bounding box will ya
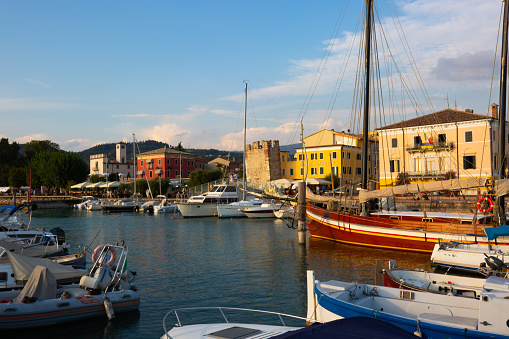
[454,96,457,110]
[444,93,450,109]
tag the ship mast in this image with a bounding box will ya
[497,0,509,223]
[361,0,373,190]
[243,81,247,201]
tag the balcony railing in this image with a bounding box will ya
[406,142,454,153]
[407,170,450,179]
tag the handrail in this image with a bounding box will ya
[162,306,318,338]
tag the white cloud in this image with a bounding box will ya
[25,78,52,89]
[14,134,47,143]
[0,98,77,111]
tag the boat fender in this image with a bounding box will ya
[477,197,494,213]
[92,245,116,268]
[104,296,115,320]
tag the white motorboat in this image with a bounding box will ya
[242,202,280,218]
[161,306,418,339]
[217,199,264,218]
[142,200,160,213]
[161,307,304,339]
[73,196,97,210]
[307,270,509,338]
[381,261,485,298]
[177,184,239,218]
[273,205,297,219]
[430,226,509,275]
[0,243,139,329]
[154,199,178,214]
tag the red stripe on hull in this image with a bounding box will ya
[307,218,435,253]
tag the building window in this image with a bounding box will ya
[438,134,446,144]
[319,167,324,175]
[141,160,144,166]
[319,153,324,160]
[187,160,190,166]
[463,155,476,169]
[116,165,119,169]
[342,152,345,159]
[290,168,294,176]
[368,155,371,162]
[121,157,125,163]
[465,131,473,142]
[356,167,361,175]
[332,151,337,159]
[300,168,304,176]
[356,154,361,161]
[175,159,178,165]
[149,171,152,178]
[167,170,170,177]
[299,154,303,161]
[392,138,398,148]
[311,167,317,175]
[310,153,316,160]
[414,136,420,146]
[348,167,352,174]
[390,160,400,172]
[332,166,338,175]
[342,166,346,173]
[282,169,286,176]
[347,152,351,159]
[282,154,285,162]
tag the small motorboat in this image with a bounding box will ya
[307,270,509,338]
[102,196,141,212]
[161,307,417,339]
[242,202,280,218]
[380,261,484,298]
[217,199,263,218]
[0,243,139,329]
[153,199,178,214]
[430,226,509,275]
[273,205,297,219]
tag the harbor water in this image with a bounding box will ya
[12,209,430,338]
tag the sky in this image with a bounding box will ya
[0,0,504,152]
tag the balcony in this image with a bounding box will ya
[406,142,453,153]
[407,170,450,179]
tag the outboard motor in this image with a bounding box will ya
[147,205,154,214]
[50,227,66,245]
[484,253,504,272]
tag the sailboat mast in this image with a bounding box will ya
[497,0,509,222]
[361,0,373,190]
[133,133,137,197]
[243,82,247,201]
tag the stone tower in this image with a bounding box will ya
[245,140,281,183]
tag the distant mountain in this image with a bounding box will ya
[76,140,243,166]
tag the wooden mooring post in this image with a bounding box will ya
[298,181,307,245]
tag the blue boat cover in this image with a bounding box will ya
[484,226,509,241]
[272,317,417,339]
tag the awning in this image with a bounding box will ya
[70,181,89,189]
[146,159,153,163]
[98,181,121,188]
[155,169,163,175]
[137,170,144,175]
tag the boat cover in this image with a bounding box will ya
[0,240,61,258]
[272,317,417,339]
[6,250,87,282]
[495,179,509,197]
[13,265,57,302]
[483,226,509,240]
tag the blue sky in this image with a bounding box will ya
[0,0,503,152]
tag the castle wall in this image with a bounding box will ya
[245,140,281,182]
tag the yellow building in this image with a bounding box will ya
[377,106,506,188]
[280,129,378,186]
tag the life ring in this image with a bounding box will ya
[91,245,116,267]
[477,197,494,213]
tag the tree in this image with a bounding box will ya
[324,173,340,187]
[395,172,410,186]
[8,167,26,188]
[29,151,88,193]
[0,138,22,185]
[176,142,184,152]
[24,140,60,162]
[188,169,223,187]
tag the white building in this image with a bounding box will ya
[89,142,134,181]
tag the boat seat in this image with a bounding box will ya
[320,281,357,292]
[79,267,113,290]
[64,287,88,297]
[418,313,478,330]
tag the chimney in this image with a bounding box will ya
[492,103,499,118]
[465,109,473,113]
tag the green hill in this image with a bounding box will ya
[77,140,243,166]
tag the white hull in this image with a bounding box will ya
[154,205,178,214]
[430,242,509,273]
[217,200,264,218]
[177,203,218,217]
